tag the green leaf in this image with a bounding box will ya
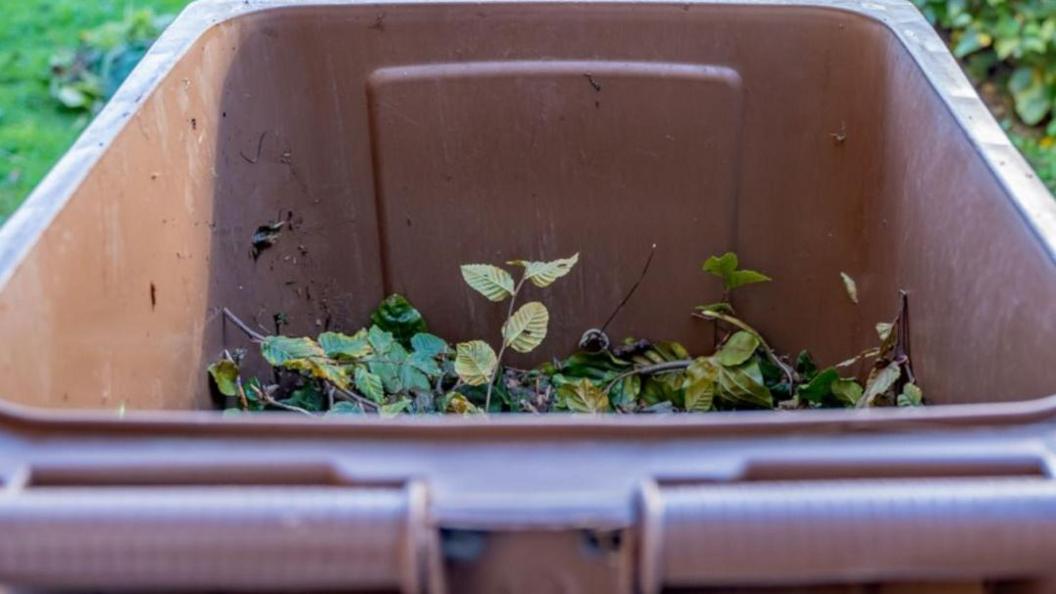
[831,378,864,407]
[953,29,992,57]
[695,302,736,315]
[354,367,385,403]
[260,336,350,390]
[702,252,739,280]
[717,360,773,408]
[796,367,839,404]
[558,350,632,382]
[282,384,326,412]
[633,341,690,366]
[858,361,902,408]
[326,401,365,415]
[509,253,580,288]
[400,363,432,392]
[455,341,498,386]
[367,326,396,355]
[502,301,550,353]
[261,336,325,367]
[683,357,719,412]
[898,383,924,407]
[795,350,818,380]
[840,272,859,304]
[461,264,515,302]
[702,252,771,291]
[715,331,760,366]
[370,294,427,345]
[727,269,772,290]
[207,359,239,397]
[610,374,642,410]
[380,399,412,417]
[410,333,449,357]
[407,351,442,377]
[640,372,687,407]
[318,329,372,360]
[557,378,610,413]
[369,341,407,394]
[1009,66,1052,125]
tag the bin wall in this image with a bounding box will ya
[0,2,1054,410]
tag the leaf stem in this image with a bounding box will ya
[693,310,799,388]
[223,308,268,343]
[603,360,693,395]
[332,385,381,411]
[486,277,528,411]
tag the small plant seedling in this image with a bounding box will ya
[457,254,579,410]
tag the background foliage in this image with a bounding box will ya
[913,0,1056,192]
[0,0,187,224]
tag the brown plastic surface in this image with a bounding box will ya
[1,0,1056,592]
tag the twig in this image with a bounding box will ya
[264,397,314,416]
[693,310,798,387]
[486,276,528,411]
[234,375,250,411]
[244,382,313,416]
[599,243,656,335]
[223,308,267,343]
[332,385,380,411]
[603,360,693,395]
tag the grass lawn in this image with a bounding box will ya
[0,0,190,224]
[0,1,1052,226]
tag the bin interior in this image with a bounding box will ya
[0,2,1054,411]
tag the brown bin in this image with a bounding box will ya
[0,0,1055,592]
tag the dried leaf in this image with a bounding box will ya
[557,378,610,413]
[840,272,859,304]
[683,357,719,412]
[509,253,580,288]
[460,264,515,302]
[715,331,760,367]
[445,393,480,415]
[455,341,498,386]
[858,361,902,408]
[207,359,239,397]
[502,301,550,353]
[876,322,893,342]
[830,378,864,407]
[260,336,350,390]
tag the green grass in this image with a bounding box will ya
[0,0,190,223]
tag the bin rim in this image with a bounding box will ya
[2,392,1056,438]
[0,0,1053,429]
